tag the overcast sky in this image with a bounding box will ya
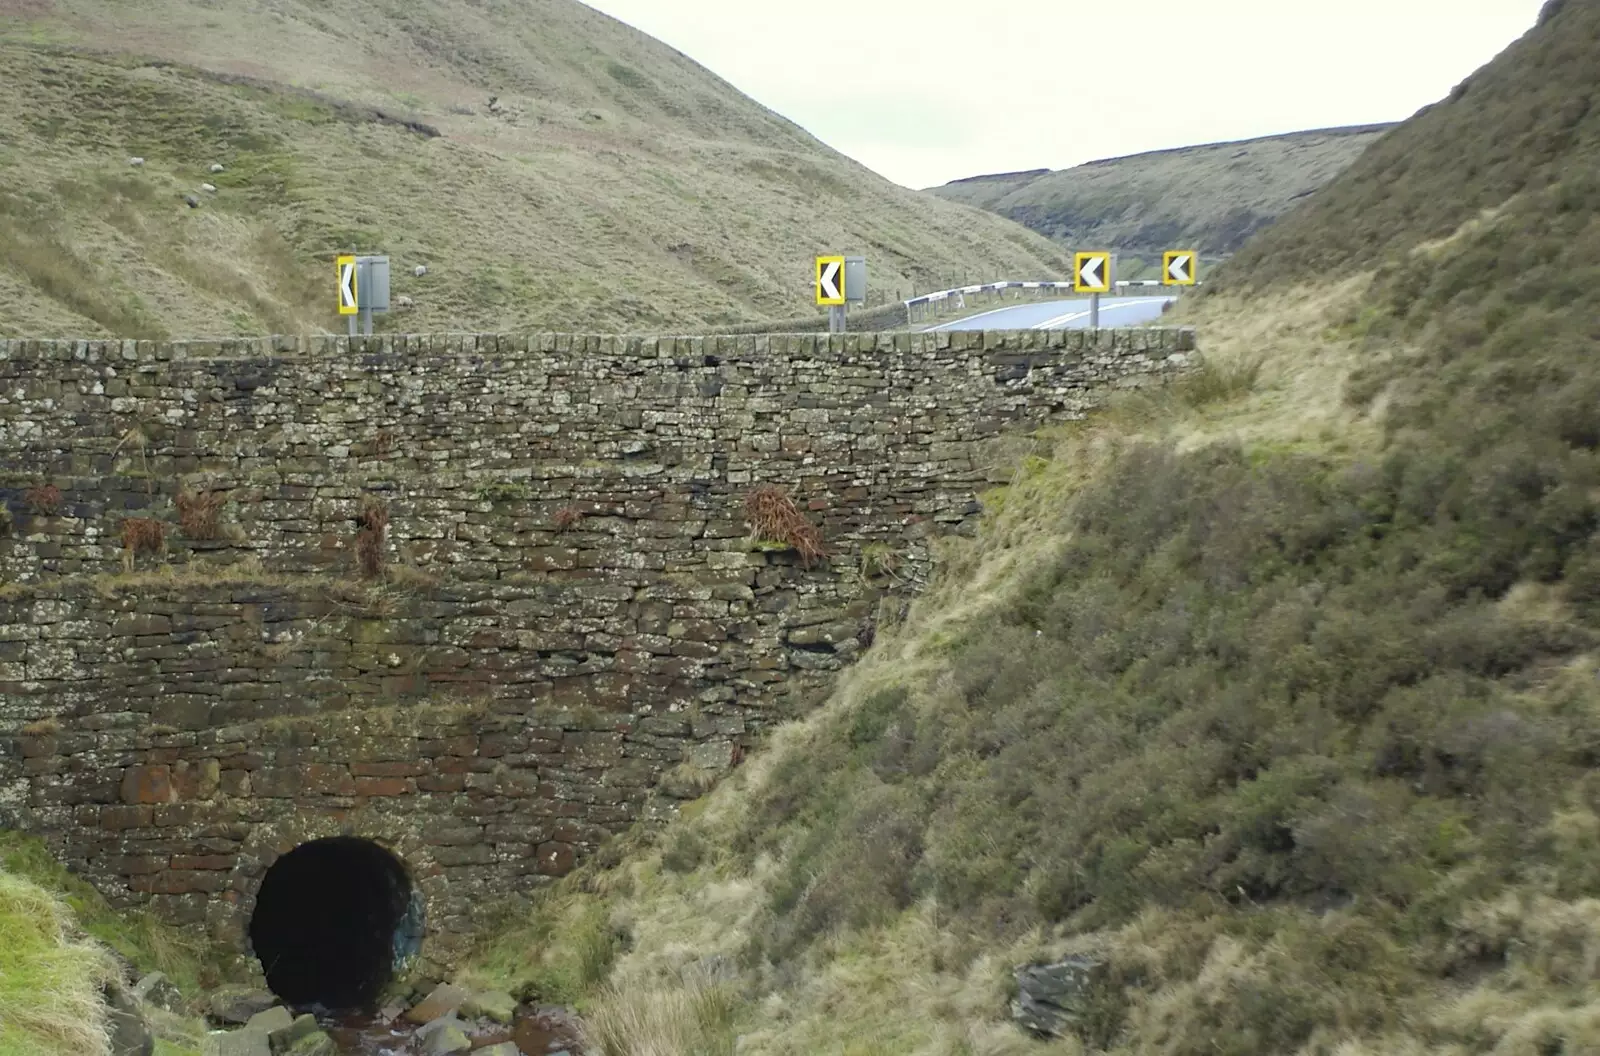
[583,1,1548,189]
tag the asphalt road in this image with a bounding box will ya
[927,295,1176,331]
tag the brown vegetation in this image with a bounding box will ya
[744,485,828,568]
[353,499,389,579]
[118,518,164,568]
[174,490,226,540]
[23,484,62,516]
[552,506,584,532]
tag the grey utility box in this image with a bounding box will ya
[844,256,867,304]
[356,255,390,312]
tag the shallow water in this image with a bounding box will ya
[320,1004,584,1055]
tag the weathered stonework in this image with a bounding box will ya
[0,328,1195,969]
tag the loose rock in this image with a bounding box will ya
[104,977,155,1056]
[244,1005,294,1034]
[202,1030,271,1056]
[206,986,278,1025]
[1011,955,1109,1039]
[405,982,468,1024]
[210,163,225,173]
[268,1012,320,1051]
[461,989,516,1024]
[283,1030,338,1056]
[132,970,184,1014]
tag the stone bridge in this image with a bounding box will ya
[0,327,1193,996]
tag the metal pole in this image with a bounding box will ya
[362,307,373,337]
[348,315,356,338]
[1090,292,1100,329]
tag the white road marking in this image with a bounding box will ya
[1031,297,1171,330]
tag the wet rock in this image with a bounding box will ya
[202,1030,271,1056]
[267,1012,319,1051]
[405,981,468,1024]
[105,976,155,1056]
[416,1017,471,1055]
[245,1005,294,1034]
[206,986,278,1025]
[477,1045,520,1056]
[1011,955,1109,1039]
[132,971,184,1014]
[461,989,517,1024]
[282,1030,338,1056]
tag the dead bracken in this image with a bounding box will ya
[744,485,827,568]
[354,499,390,579]
[24,483,62,516]
[176,490,227,540]
[119,517,165,568]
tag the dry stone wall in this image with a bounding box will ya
[0,327,1194,968]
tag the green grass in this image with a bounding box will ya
[0,870,117,1056]
[0,0,1077,337]
[0,832,211,996]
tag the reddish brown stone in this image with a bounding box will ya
[417,774,466,793]
[120,765,177,806]
[355,777,414,797]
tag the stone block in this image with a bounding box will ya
[405,983,469,1024]
[267,1012,320,1052]
[121,765,177,805]
[202,1030,271,1056]
[461,990,516,1024]
[244,1006,294,1034]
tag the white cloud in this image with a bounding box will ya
[582,0,1548,187]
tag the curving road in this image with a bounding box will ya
[927,295,1176,332]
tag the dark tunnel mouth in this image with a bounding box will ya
[247,837,422,1012]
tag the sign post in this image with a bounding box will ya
[1074,251,1112,326]
[1163,250,1199,287]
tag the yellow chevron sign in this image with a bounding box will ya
[1163,250,1198,286]
[337,255,359,315]
[815,255,846,306]
[1074,252,1111,294]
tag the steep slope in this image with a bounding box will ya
[458,4,1600,1055]
[0,0,1072,337]
[929,125,1391,271]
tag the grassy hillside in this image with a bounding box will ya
[459,4,1600,1054]
[0,832,208,1056]
[929,125,1392,275]
[0,0,1073,338]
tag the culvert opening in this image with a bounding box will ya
[248,837,422,1011]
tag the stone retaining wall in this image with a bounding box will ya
[0,327,1195,968]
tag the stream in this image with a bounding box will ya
[318,1003,585,1055]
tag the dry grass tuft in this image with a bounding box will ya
[553,506,585,532]
[174,490,226,540]
[582,965,739,1056]
[744,485,828,568]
